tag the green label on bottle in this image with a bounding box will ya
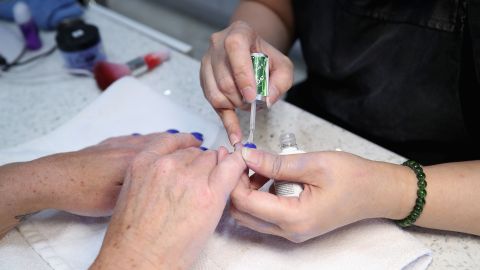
[251,53,269,98]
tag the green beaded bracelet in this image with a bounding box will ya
[395,160,427,228]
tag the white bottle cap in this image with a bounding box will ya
[13,2,32,25]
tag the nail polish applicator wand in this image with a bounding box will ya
[93,50,170,90]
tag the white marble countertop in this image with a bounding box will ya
[0,4,479,270]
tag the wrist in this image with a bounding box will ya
[0,160,50,233]
[367,161,417,220]
[92,231,176,270]
[92,245,158,270]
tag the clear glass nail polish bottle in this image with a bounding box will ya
[273,133,304,197]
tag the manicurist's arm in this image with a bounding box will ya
[230,149,480,242]
[414,161,480,235]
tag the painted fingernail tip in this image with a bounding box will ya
[200,146,208,151]
[243,142,257,149]
[166,129,179,134]
[191,132,204,141]
[131,133,141,136]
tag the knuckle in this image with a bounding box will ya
[157,133,176,145]
[271,155,284,179]
[202,83,215,102]
[230,194,247,211]
[130,154,149,174]
[217,75,236,94]
[115,147,138,159]
[232,66,251,83]
[224,33,246,51]
[205,91,216,105]
[200,55,209,69]
[231,20,250,30]
[210,91,230,109]
[209,31,222,48]
[186,146,202,154]
[224,118,239,134]
[153,156,177,172]
[210,95,224,107]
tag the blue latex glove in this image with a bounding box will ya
[0,0,83,30]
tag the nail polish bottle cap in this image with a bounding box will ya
[280,133,297,150]
[13,2,31,25]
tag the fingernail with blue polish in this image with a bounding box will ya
[200,146,208,151]
[131,133,141,136]
[243,143,257,149]
[166,129,179,134]
[191,132,204,141]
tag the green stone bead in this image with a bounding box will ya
[417,189,427,198]
[396,160,428,228]
[416,172,426,179]
[418,179,427,189]
[403,220,412,227]
[416,198,426,207]
[414,168,423,175]
[405,160,415,167]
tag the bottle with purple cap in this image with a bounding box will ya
[13,1,42,50]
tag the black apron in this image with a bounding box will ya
[289,0,480,164]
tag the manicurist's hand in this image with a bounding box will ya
[0,132,202,236]
[91,145,247,270]
[200,20,293,145]
[230,148,416,243]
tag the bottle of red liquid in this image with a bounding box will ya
[93,51,170,90]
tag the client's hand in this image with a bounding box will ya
[41,132,203,217]
[91,145,246,269]
[230,148,415,243]
[0,132,202,237]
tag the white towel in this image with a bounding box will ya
[0,77,432,270]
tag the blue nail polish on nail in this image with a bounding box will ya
[244,143,257,149]
[191,132,204,141]
[131,133,141,136]
[166,129,179,134]
[200,146,208,151]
